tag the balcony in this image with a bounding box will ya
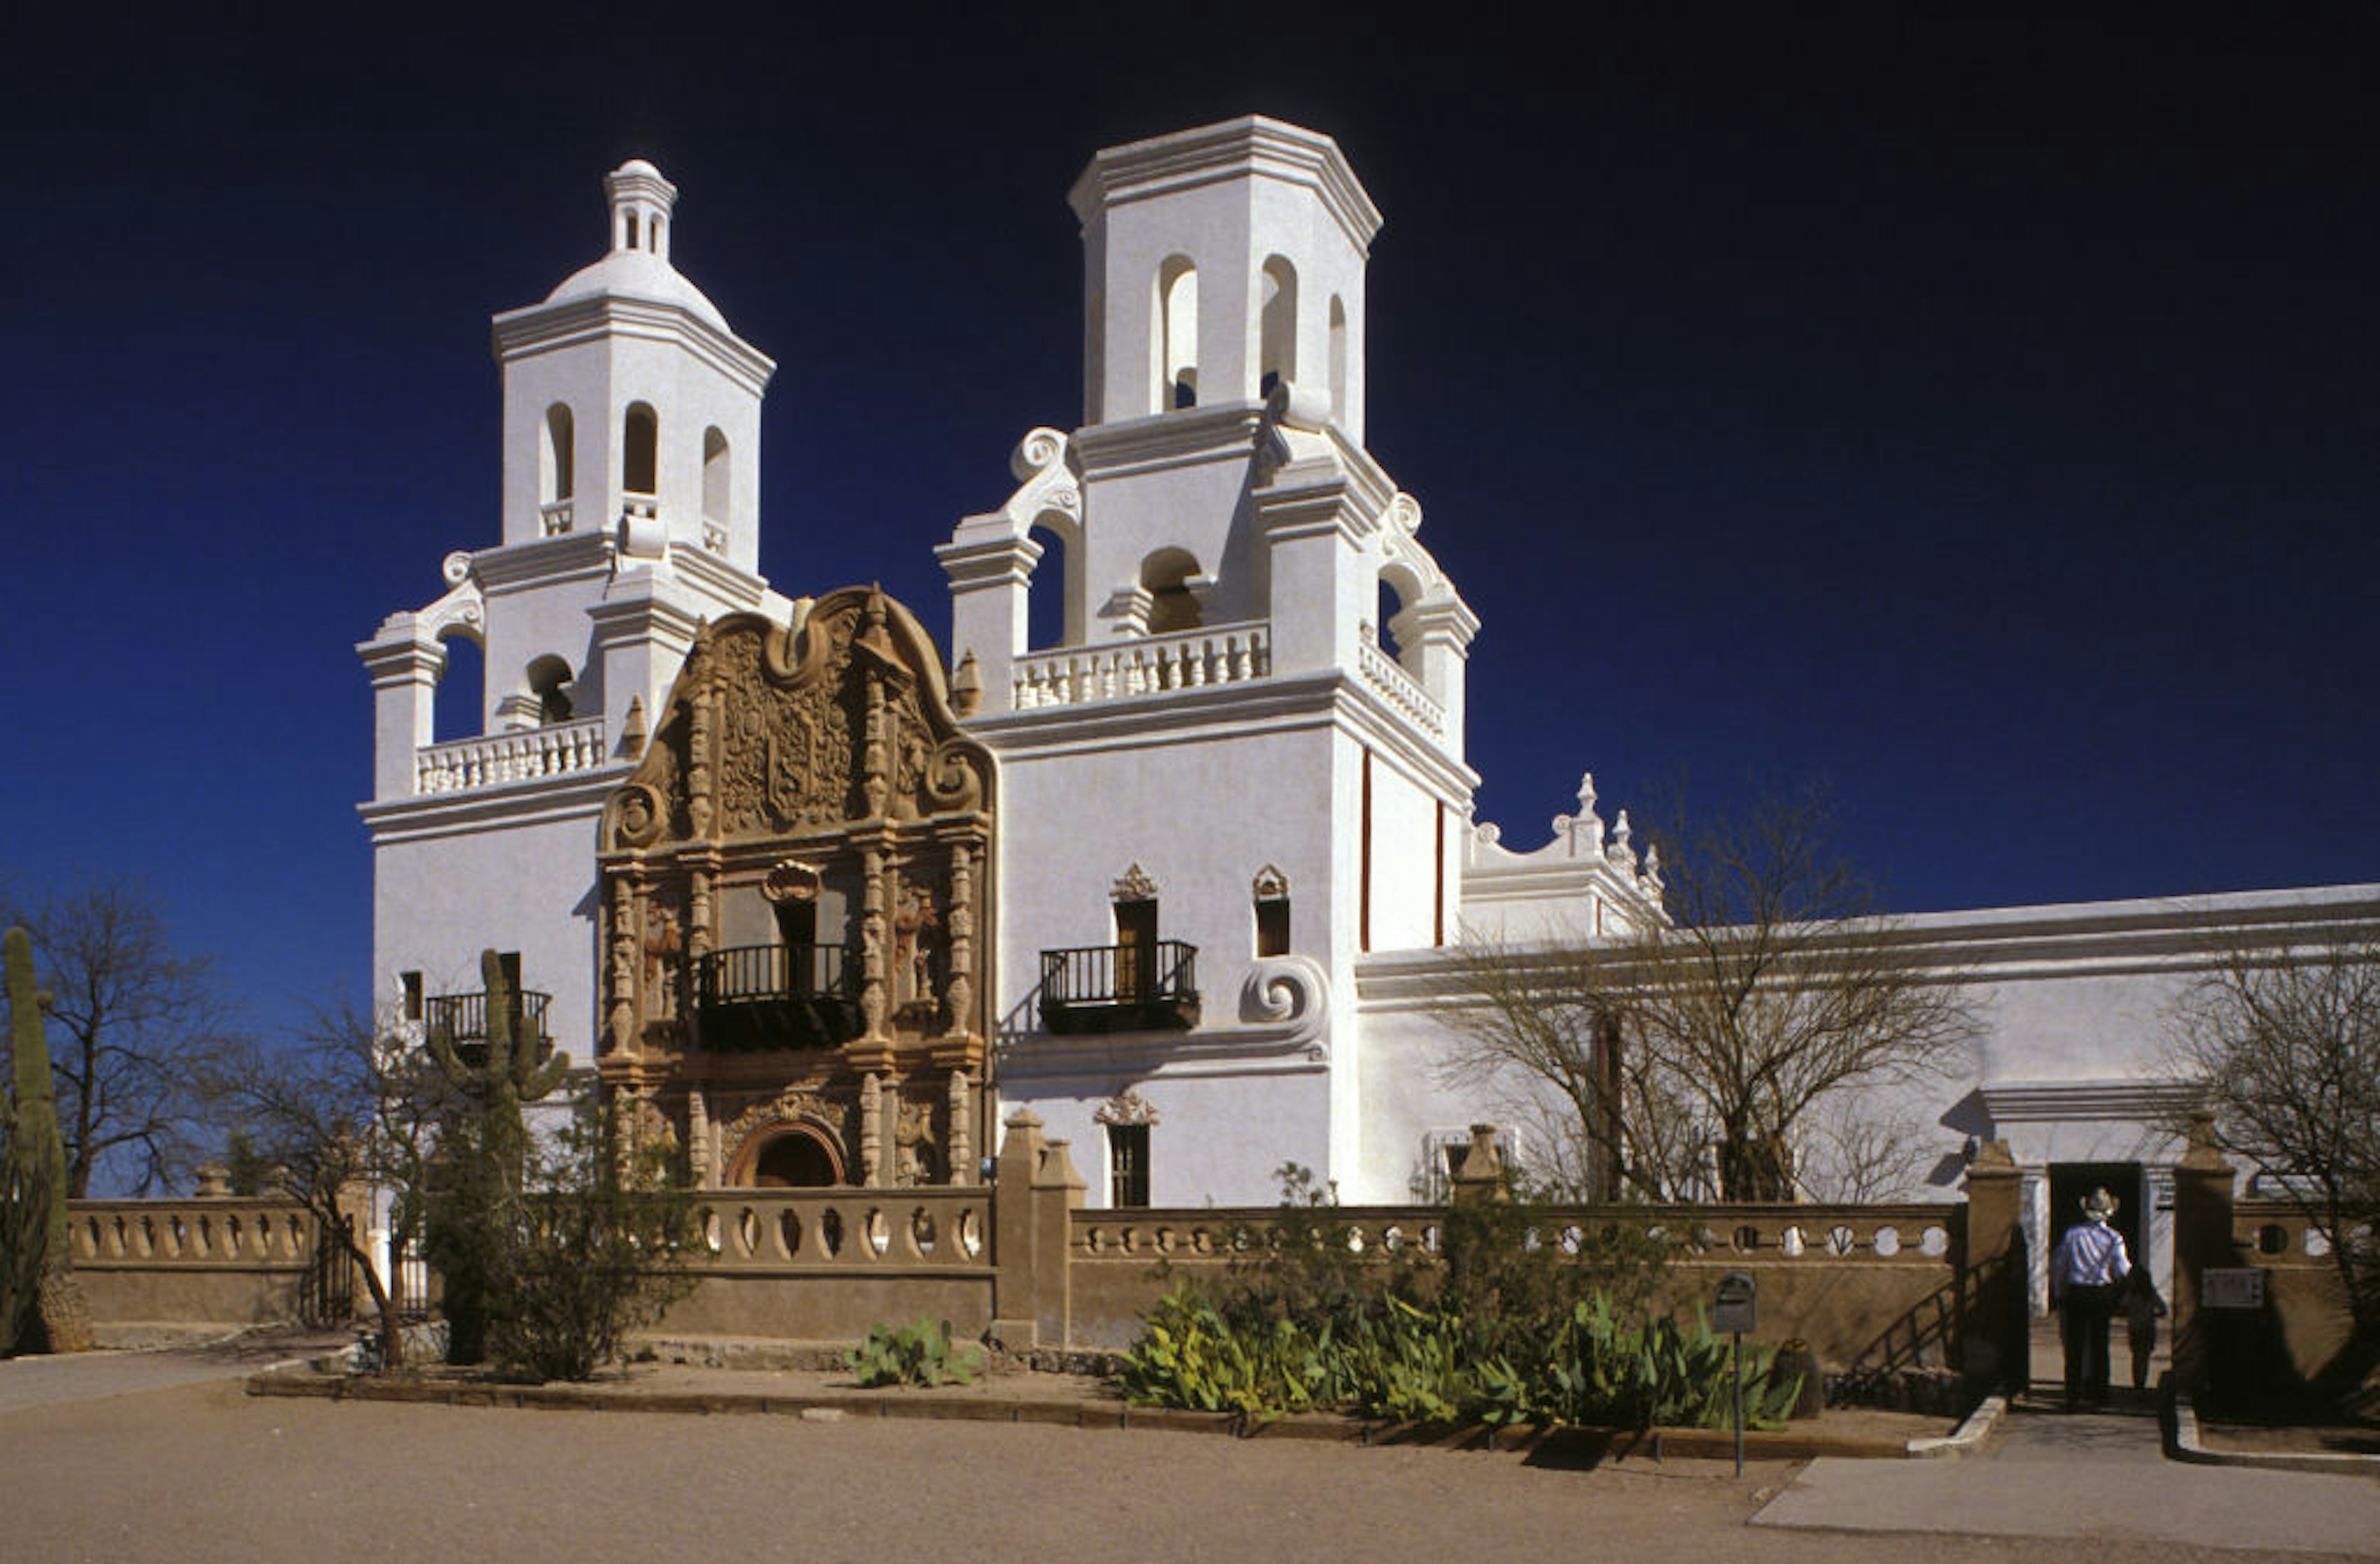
[413,717,607,796]
[1038,941,1200,1034]
[693,943,863,1052]
[1011,621,1271,711]
[423,990,553,1070]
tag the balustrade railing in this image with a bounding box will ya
[1070,1202,1960,1265]
[1012,621,1271,711]
[70,1200,315,1265]
[693,1187,992,1271]
[415,716,608,796]
[1355,638,1445,736]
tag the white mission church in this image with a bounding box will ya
[357,116,2377,1314]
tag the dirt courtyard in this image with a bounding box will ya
[2,1377,2368,1564]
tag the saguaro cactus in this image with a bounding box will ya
[427,949,572,1125]
[4,925,90,1352]
[423,950,571,1363]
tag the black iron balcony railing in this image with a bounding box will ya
[1038,941,1200,1034]
[421,990,553,1066]
[692,942,862,1052]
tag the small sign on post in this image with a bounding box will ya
[1713,1271,1758,1475]
[1712,1271,1759,1335]
[2202,1268,2267,1311]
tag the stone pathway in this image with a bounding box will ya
[0,1329,345,1416]
[1758,1389,2380,1554]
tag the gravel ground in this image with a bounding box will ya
[1,1374,2369,1564]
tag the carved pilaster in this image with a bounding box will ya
[862,670,891,820]
[860,1072,884,1187]
[606,875,638,1057]
[687,859,716,961]
[688,1084,713,1188]
[687,677,715,838]
[860,844,889,1042]
[948,1070,972,1186]
[946,841,977,1041]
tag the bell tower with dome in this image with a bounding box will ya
[358,159,790,1071]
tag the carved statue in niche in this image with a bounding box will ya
[625,1095,682,1180]
[893,881,941,1018]
[642,901,683,1022]
[893,1097,939,1187]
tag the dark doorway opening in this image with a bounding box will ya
[753,1132,839,1188]
[2048,1161,2144,1274]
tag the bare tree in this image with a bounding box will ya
[206,1001,447,1369]
[1439,789,1978,1202]
[2167,931,2380,1338]
[1,882,240,1197]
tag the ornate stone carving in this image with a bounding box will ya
[716,1086,844,1180]
[1112,863,1159,903]
[892,1096,938,1187]
[1252,863,1289,902]
[1093,1088,1161,1127]
[762,859,823,904]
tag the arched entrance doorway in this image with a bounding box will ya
[747,1128,840,1188]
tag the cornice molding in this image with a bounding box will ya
[358,765,625,845]
[490,294,775,397]
[1067,115,1383,257]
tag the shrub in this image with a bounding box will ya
[479,1112,700,1384]
[848,1316,985,1387]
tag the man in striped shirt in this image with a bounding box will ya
[2050,1187,2132,1408]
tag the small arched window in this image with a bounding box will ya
[541,405,575,504]
[702,427,730,524]
[624,211,641,251]
[431,627,485,744]
[1156,255,1199,412]
[1260,257,1298,398]
[1328,295,1348,422]
[1253,866,1290,957]
[1140,548,1202,635]
[624,403,658,494]
[1377,572,1413,671]
[526,654,574,725]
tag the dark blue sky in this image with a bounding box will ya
[7,10,2375,1038]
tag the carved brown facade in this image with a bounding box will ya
[596,587,995,1189]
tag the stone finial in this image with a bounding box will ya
[193,1162,232,1199]
[619,696,648,759]
[1641,841,1664,892]
[1450,1124,1510,1201]
[951,651,982,718]
[1607,809,1637,871]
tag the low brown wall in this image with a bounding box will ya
[658,1187,999,1339]
[2222,1202,2361,1384]
[1065,1202,1966,1367]
[66,1199,317,1327]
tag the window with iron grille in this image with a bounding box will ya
[1108,1122,1151,1208]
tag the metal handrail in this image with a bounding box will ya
[694,943,860,1006]
[421,990,553,1047]
[1039,941,1199,1006]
